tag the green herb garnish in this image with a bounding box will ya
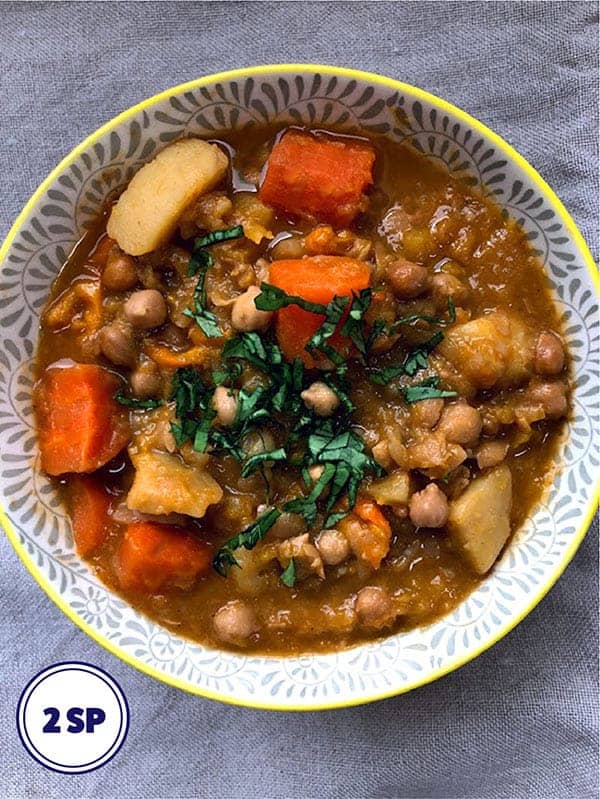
[280,558,296,587]
[184,225,244,338]
[213,508,282,576]
[401,376,458,404]
[169,367,214,450]
[389,298,456,334]
[114,390,163,409]
[240,447,287,478]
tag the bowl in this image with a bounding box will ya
[1,64,597,710]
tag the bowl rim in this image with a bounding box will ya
[1,63,598,711]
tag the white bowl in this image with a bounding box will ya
[1,65,597,710]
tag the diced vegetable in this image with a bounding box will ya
[447,463,513,574]
[144,342,210,369]
[259,130,375,225]
[126,451,223,518]
[339,497,392,569]
[364,470,410,506]
[36,364,131,475]
[268,255,371,365]
[437,311,534,390]
[107,139,228,255]
[67,477,112,557]
[116,522,212,592]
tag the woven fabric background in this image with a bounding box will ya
[0,2,598,797]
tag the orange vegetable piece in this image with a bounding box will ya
[144,342,210,369]
[36,363,131,475]
[88,235,115,269]
[259,130,375,226]
[116,522,212,592]
[268,255,371,366]
[67,477,112,557]
[340,497,392,570]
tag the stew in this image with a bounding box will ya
[34,125,570,654]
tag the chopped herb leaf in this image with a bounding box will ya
[389,297,456,334]
[213,508,282,576]
[403,330,444,376]
[369,365,406,385]
[241,447,287,478]
[114,390,163,409]
[185,226,244,338]
[402,376,458,404]
[254,282,329,316]
[339,288,375,358]
[169,368,215,451]
[193,225,244,251]
[280,558,296,587]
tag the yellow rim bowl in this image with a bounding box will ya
[1,64,598,711]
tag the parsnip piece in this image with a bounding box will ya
[447,464,512,574]
[107,139,228,255]
[127,451,222,518]
[436,311,534,390]
[364,470,410,506]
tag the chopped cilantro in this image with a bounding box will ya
[401,376,458,404]
[185,226,244,338]
[213,508,282,576]
[240,447,287,478]
[114,390,163,409]
[389,297,456,334]
[280,557,296,587]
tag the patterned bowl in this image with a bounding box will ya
[1,65,597,710]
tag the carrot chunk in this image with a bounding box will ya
[116,522,212,592]
[259,130,375,226]
[340,497,392,570]
[67,476,112,557]
[36,363,131,475]
[269,255,371,366]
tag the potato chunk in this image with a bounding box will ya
[437,311,534,390]
[127,451,222,518]
[107,139,228,255]
[447,464,512,574]
[364,470,410,506]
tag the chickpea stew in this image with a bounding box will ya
[34,126,570,654]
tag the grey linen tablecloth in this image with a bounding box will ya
[1,2,598,797]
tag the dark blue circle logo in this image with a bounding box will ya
[16,662,129,773]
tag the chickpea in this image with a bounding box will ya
[300,381,340,417]
[431,272,468,306]
[408,483,449,528]
[213,600,259,646]
[307,464,325,482]
[437,402,482,445]
[316,529,351,566]
[130,359,162,398]
[355,586,393,628]
[525,381,568,419]
[387,258,430,299]
[534,330,565,375]
[212,385,238,426]
[243,429,275,456]
[269,512,306,540]
[269,234,306,261]
[102,251,138,292]
[410,398,444,429]
[230,286,273,332]
[99,320,137,367]
[475,440,509,470]
[372,440,393,470]
[123,289,167,329]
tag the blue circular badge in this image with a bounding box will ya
[16,661,129,774]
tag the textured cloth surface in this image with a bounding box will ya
[0,2,598,798]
